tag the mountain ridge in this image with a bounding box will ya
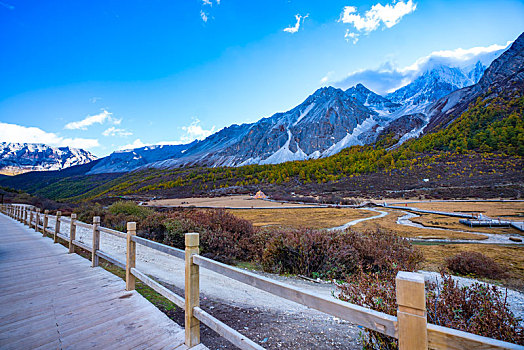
[0,142,97,175]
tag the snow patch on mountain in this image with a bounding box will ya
[0,142,97,175]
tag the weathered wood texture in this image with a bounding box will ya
[193,254,397,337]
[0,213,200,350]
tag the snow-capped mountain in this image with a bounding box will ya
[85,44,514,175]
[86,142,197,174]
[387,62,487,107]
[427,32,524,132]
[0,142,97,175]
[142,62,489,169]
[86,59,494,174]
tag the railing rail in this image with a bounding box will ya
[1,203,522,350]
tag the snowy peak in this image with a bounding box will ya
[345,83,401,115]
[0,142,97,175]
[387,62,487,106]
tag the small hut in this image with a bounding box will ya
[254,190,267,199]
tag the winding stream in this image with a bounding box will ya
[397,212,524,245]
[328,208,388,231]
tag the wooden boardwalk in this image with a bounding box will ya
[0,213,205,350]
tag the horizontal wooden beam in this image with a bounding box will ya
[75,221,93,229]
[131,267,185,309]
[193,255,397,337]
[96,250,126,269]
[427,324,523,350]
[73,240,93,253]
[99,227,126,239]
[193,307,264,350]
[131,236,185,260]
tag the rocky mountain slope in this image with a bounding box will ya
[426,32,524,132]
[0,142,97,175]
[135,60,489,171]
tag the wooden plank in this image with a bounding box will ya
[75,220,93,229]
[193,254,397,337]
[131,267,185,309]
[99,226,126,238]
[73,239,93,252]
[185,232,200,347]
[193,306,264,350]
[97,250,126,269]
[126,222,137,291]
[131,235,185,260]
[396,271,427,350]
[427,324,523,350]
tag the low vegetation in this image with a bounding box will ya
[445,251,506,279]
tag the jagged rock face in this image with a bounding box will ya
[387,64,486,106]
[376,114,426,144]
[151,87,382,168]
[0,142,96,175]
[345,83,401,115]
[426,32,524,132]
[86,142,197,174]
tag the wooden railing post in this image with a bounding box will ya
[54,211,61,243]
[69,214,77,254]
[43,210,49,236]
[23,207,27,225]
[29,210,34,229]
[126,222,137,291]
[92,216,101,267]
[185,232,200,347]
[35,208,40,232]
[396,271,428,350]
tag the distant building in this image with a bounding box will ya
[254,191,267,199]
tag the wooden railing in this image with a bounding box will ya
[1,204,522,350]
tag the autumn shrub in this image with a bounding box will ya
[445,251,506,279]
[108,201,153,219]
[426,274,523,344]
[261,229,422,279]
[338,270,524,349]
[261,228,359,278]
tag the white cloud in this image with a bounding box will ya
[200,0,219,22]
[118,138,147,151]
[117,119,216,151]
[180,119,216,143]
[64,109,121,130]
[335,41,510,94]
[344,30,359,44]
[339,1,416,42]
[320,71,334,84]
[0,122,99,150]
[283,14,308,34]
[102,127,132,137]
[200,10,208,22]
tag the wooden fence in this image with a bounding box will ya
[1,204,522,350]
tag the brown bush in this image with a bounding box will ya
[261,228,422,279]
[446,251,506,279]
[338,270,524,349]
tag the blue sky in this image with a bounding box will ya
[0,0,523,157]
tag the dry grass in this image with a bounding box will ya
[406,201,524,218]
[411,213,522,235]
[228,208,375,229]
[419,244,524,291]
[148,196,319,209]
[353,209,487,240]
